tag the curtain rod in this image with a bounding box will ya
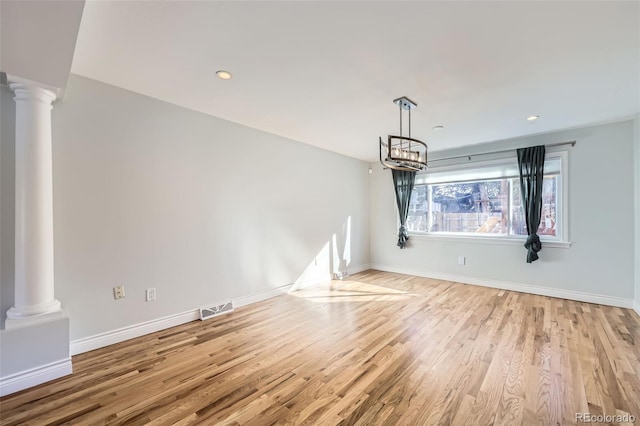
[429,140,576,163]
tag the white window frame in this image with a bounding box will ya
[398,149,571,248]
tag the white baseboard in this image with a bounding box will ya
[634,301,640,317]
[370,264,634,309]
[70,269,372,356]
[228,265,371,307]
[0,358,72,397]
[70,266,373,357]
[348,264,371,275]
[233,284,294,308]
[70,309,200,356]
[282,264,372,293]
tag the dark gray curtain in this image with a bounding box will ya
[517,145,545,263]
[392,170,416,249]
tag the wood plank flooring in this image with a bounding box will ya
[1,270,639,425]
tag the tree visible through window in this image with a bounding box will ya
[406,176,559,238]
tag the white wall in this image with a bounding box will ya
[0,75,370,341]
[634,115,640,314]
[0,85,15,330]
[371,120,636,305]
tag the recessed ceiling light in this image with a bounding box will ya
[216,70,232,80]
[527,115,540,121]
[432,125,444,131]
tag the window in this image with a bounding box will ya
[406,152,567,242]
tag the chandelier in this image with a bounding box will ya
[379,96,428,171]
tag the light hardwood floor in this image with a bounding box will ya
[1,270,639,425]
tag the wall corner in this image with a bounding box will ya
[634,114,640,315]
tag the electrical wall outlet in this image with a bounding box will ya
[113,286,126,299]
[146,288,156,302]
[458,256,466,266]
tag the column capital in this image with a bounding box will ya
[6,74,59,104]
[10,83,57,105]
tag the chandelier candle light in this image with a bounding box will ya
[379,96,428,171]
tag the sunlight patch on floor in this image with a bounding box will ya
[290,280,416,303]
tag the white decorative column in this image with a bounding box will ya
[6,83,61,320]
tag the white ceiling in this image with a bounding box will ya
[71,1,639,162]
[1,0,84,91]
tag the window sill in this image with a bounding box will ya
[406,232,573,248]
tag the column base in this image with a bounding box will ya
[0,310,71,396]
[6,299,62,322]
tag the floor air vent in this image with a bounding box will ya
[200,301,234,321]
